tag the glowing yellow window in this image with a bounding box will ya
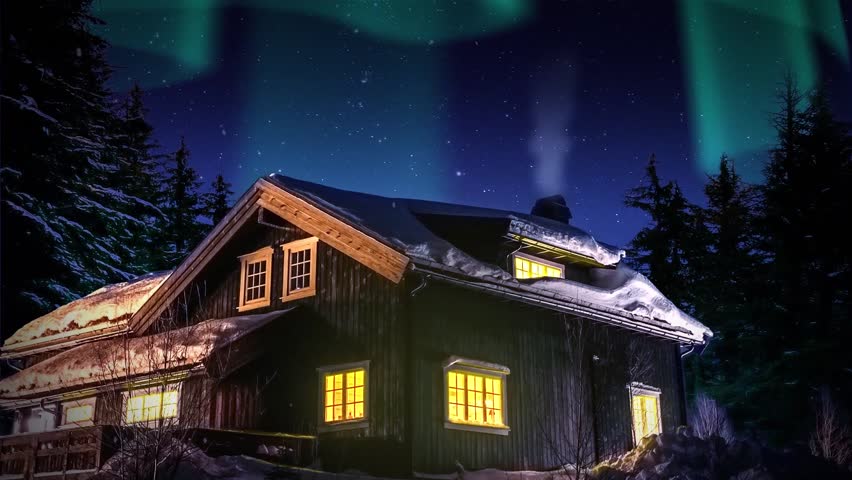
[61,397,96,426]
[630,386,661,443]
[322,368,366,424]
[447,370,505,428]
[513,253,564,280]
[125,390,179,424]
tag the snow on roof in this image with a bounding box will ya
[3,271,171,350]
[268,174,710,343]
[0,310,289,399]
[529,264,712,343]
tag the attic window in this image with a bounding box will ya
[281,237,318,302]
[238,246,273,312]
[317,361,369,432]
[513,252,565,280]
[630,383,662,444]
[443,357,510,435]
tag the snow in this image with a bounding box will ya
[3,200,63,242]
[508,217,625,266]
[528,264,712,342]
[0,310,288,399]
[3,271,171,350]
[267,174,710,343]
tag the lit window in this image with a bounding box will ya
[630,384,662,443]
[444,357,510,435]
[513,253,564,279]
[238,247,274,311]
[281,237,318,301]
[61,398,96,426]
[318,361,369,431]
[125,389,179,424]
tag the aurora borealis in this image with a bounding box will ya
[94,0,851,246]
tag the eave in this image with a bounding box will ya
[409,259,707,345]
[130,178,409,335]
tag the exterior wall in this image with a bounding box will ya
[408,281,686,473]
[156,214,409,475]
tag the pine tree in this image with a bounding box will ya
[624,154,703,309]
[1,0,156,336]
[204,174,234,225]
[113,83,165,273]
[691,155,762,426]
[161,138,206,266]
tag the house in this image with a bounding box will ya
[0,174,712,478]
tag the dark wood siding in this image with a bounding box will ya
[408,281,685,473]
[155,213,408,474]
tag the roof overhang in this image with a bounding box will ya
[130,178,409,335]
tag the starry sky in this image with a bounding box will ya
[94,0,852,247]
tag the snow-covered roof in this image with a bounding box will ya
[0,310,289,400]
[2,271,172,352]
[267,174,710,343]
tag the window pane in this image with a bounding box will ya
[322,368,366,424]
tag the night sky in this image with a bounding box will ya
[94,0,851,247]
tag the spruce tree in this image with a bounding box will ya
[1,0,157,336]
[624,154,702,309]
[204,174,234,225]
[161,138,206,266]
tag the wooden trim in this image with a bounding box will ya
[130,184,264,334]
[316,360,370,432]
[237,246,274,312]
[443,357,510,435]
[132,178,408,335]
[255,178,408,283]
[281,237,318,302]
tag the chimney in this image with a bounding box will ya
[531,195,572,224]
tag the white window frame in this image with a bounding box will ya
[237,246,274,312]
[628,382,662,444]
[512,252,565,279]
[316,360,369,433]
[443,356,511,436]
[123,384,182,427]
[60,397,97,428]
[281,237,318,302]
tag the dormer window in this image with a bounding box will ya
[281,237,318,301]
[513,252,565,279]
[238,246,274,312]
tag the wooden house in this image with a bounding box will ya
[0,175,711,478]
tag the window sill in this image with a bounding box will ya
[444,421,510,436]
[280,288,316,303]
[237,300,271,312]
[317,419,368,433]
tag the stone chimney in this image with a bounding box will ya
[530,194,572,224]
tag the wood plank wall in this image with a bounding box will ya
[408,282,685,473]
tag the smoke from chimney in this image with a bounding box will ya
[529,54,577,196]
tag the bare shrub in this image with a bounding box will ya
[689,393,734,443]
[809,387,852,467]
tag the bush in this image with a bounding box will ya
[690,392,734,443]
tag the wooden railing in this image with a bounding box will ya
[0,426,111,480]
[0,426,316,479]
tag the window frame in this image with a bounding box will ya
[628,382,662,444]
[281,237,318,302]
[237,246,274,312]
[443,356,511,436]
[512,252,565,280]
[60,397,96,428]
[316,360,370,433]
[123,384,182,426]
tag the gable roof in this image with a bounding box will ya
[1,271,171,358]
[266,174,711,344]
[0,310,289,402]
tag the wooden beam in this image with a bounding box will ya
[255,181,408,283]
[130,184,264,334]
